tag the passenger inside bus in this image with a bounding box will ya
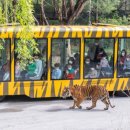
[85,39,114,78]
[15,60,21,80]
[2,61,9,81]
[52,63,62,79]
[65,64,77,79]
[94,47,107,63]
[123,54,130,76]
[25,59,36,80]
[118,49,127,76]
[29,54,44,80]
[0,60,10,81]
[85,67,98,78]
[98,56,112,77]
[88,41,107,63]
[84,56,95,77]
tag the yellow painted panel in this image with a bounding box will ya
[53,27,60,38]
[9,82,20,95]
[96,28,102,37]
[84,29,92,37]
[24,86,30,97]
[0,83,3,95]
[45,82,51,97]
[34,85,45,98]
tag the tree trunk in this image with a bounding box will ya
[12,0,17,22]
[67,0,87,24]
[70,0,75,15]
[41,0,49,25]
[62,0,67,20]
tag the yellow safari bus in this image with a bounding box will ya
[0,25,130,101]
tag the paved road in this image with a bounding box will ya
[0,96,130,130]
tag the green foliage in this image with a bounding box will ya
[0,0,39,69]
[16,0,35,25]
[0,7,6,24]
[14,0,38,69]
[92,0,120,14]
[15,26,39,68]
[99,13,130,25]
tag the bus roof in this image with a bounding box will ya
[0,25,130,38]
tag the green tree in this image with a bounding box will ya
[40,0,88,25]
[0,0,39,69]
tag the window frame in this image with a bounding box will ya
[117,38,130,78]
[14,38,48,81]
[83,38,115,79]
[0,38,11,82]
[51,38,81,80]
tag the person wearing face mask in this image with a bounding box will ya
[25,60,36,80]
[65,64,76,79]
[52,63,62,79]
[119,49,126,65]
[118,49,127,76]
[84,56,94,78]
[15,60,21,80]
[29,54,44,80]
[119,49,127,66]
[94,46,107,64]
[99,56,112,77]
[88,40,100,62]
[123,55,130,76]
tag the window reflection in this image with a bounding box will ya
[0,39,10,81]
[84,39,114,79]
[118,39,130,77]
[51,39,80,80]
[15,39,47,81]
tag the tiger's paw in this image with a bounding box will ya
[104,107,108,110]
[69,106,75,109]
[78,106,82,109]
[86,107,92,110]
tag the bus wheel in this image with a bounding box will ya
[0,96,5,102]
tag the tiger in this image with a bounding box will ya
[62,84,115,110]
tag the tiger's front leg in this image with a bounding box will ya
[86,98,98,110]
[76,98,84,109]
[69,100,76,109]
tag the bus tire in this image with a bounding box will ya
[0,96,5,102]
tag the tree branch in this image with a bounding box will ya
[70,0,75,14]
[67,0,87,24]
[62,0,67,20]
[33,15,39,25]
[41,0,49,25]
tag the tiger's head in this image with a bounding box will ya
[62,87,71,99]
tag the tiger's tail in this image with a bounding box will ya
[107,92,115,108]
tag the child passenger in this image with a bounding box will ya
[52,63,62,79]
[65,64,76,79]
[25,60,36,79]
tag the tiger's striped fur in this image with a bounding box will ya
[62,84,115,110]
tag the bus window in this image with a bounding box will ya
[118,38,130,77]
[0,39,10,81]
[15,39,47,81]
[84,38,114,79]
[51,39,80,80]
